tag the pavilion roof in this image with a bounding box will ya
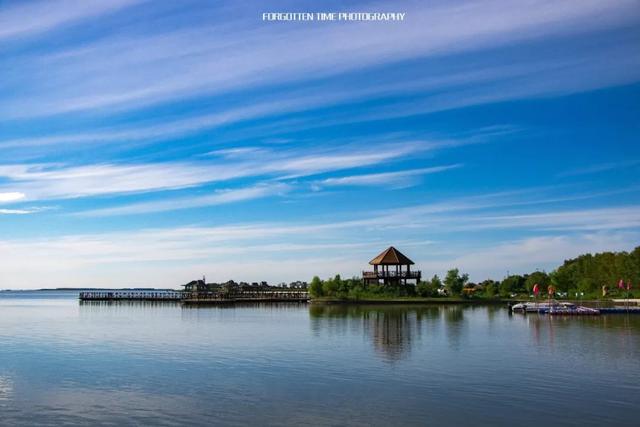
[369,246,415,265]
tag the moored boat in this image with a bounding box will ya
[510,300,600,315]
[511,300,576,313]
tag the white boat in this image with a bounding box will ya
[511,300,575,313]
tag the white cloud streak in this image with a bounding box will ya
[0,208,34,215]
[0,141,428,202]
[0,0,142,41]
[1,0,638,119]
[557,159,640,178]
[0,192,25,203]
[78,182,290,217]
[451,207,640,232]
[316,164,462,189]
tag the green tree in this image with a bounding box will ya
[309,276,323,297]
[417,274,442,297]
[525,271,549,294]
[444,268,468,296]
[550,267,574,293]
[500,275,525,297]
[431,274,442,289]
[322,277,339,296]
[417,281,436,297]
[480,279,498,298]
[550,247,640,296]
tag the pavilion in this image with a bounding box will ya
[363,246,421,286]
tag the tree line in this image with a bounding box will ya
[309,246,640,299]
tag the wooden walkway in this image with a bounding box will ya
[79,290,182,301]
[182,290,309,305]
[79,289,309,304]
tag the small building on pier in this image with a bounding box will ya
[363,246,421,286]
[183,279,208,293]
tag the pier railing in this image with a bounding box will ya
[79,290,182,301]
[362,271,421,279]
[79,289,309,303]
[182,289,310,303]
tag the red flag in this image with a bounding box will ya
[547,285,555,296]
[627,281,632,291]
[618,279,625,289]
[533,283,539,295]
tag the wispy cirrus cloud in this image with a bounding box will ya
[0,0,142,41]
[0,141,430,202]
[0,205,55,215]
[304,188,640,233]
[2,0,638,119]
[450,206,640,232]
[0,208,35,215]
[78,182,290,217]
[315,164,462,190]
[557,159,640,177]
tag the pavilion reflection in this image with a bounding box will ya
[309,305,441,362]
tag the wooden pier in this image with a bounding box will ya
[79,289,309,304]
[181,289,309,305]
[79,290,182,301]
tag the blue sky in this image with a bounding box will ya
[0,0,639,288]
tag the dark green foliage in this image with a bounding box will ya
[524,271,550,293]
[430,274,443,289]
[499,275,526,297]
[309,276,323,297]
[479,279,499,298]
[311,275,418,299]
[552,247,640,297]
[444,269,468,296]
[417,274,442,297]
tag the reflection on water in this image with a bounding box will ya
[79,300,180,308]
[310,304,457,361]
[524,312,640,354]
[0,376,13,401]
[1,293,640,427]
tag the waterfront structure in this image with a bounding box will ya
[180,278,309,304]
[363,246,421,286]
[183,279,208,293]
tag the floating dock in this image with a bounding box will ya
[599,307,640,314]
[541,306,600,315]
[509,301,640,315]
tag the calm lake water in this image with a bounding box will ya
[0,291,638,426]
